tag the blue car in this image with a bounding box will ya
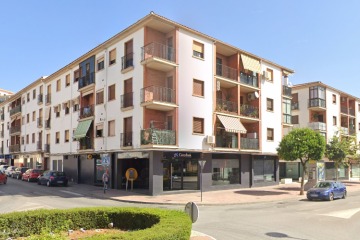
[307,181,347,201]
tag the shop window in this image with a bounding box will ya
[212,159,240,185]
[253,159,275,183]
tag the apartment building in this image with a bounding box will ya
[0,88,13,160]
[0,12,294,195]
[282,81,360,181]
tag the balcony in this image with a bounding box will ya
[283,85,292,97]
[37,94,43,104]
[216,63,237,82]
[10,105,21,117]
[308,98,326,109]
[140,86,177,111]
[141,128,176,145]
[45,94,51,105]
[37,141,42,151]
[308,122,326,131]
[9,144,20,153]
[215,133,238,149]
[240,72,258,88]
[121,92,133,109]
[349,108,355,116]
[79,105,94,119]
[283,114,292,125]
[121,132,133,147]
[0,113,4,121]
[291,102,299,110]
[78,72,95,91]
[44,144,50,153]
[141,42,177,72]
[45,119,51,129]
[0,131,3,138]
[121,52,134,71]
[341,106,348,114]
[79,138,93,150]
[349,126,356,135]
[216,99,238,114]
[10,125,21,135]
[240,138,259,150]
[37,117,43,128]
[340,127,349,135]
[240,105,259,119]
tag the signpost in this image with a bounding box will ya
[184,201,199,223]
[198,160,206,202]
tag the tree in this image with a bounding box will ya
[325,135,358,180]
[277,128,326,195]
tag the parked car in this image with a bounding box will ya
[0,171,7,184]
[12,167,30,179]
[22,169,44,182]
[38,170,68,187]
[0,165,9,173]
[5,166,16,177]
[307,181,347,201]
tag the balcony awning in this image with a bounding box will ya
[241,54,261,73]
[73,119,93,139]
[218,115,247,133]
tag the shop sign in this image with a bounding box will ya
[117,152,149,159]
[173,152,192,158]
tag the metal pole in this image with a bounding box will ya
[200,167,203,202]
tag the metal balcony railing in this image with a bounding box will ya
[78,72,95,90]
[45,94,51,104]
[141,128,176,145]
[45,119,51,129]
[121,132,133,147]
[37,94,43,104]
[283,85,292,97]
[10,105,21,116]
[121,92,133,108]
[240,138,259,150]
[240,72,258,87]
[121,52,134,70]
[240,104,259,118]
[36,141,42,150]
[216,99,238,114]
[141,42,175,62]
[215,133,238,149]
[79,105,94,119]
[308,122,326,131]
[44,144,50,153]
[216,63,237,81]
[308,98,326,108]
[9,144,20,153]
[10,125,21,134]
[140,86,176,104]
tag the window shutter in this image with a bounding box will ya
[193,41,204,53]
[193,118,203,134]
[193,80,204,96]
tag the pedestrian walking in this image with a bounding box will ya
[102,169,109,194]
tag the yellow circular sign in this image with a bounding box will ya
[125,168,138,181]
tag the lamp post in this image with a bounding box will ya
[198,160,206,202]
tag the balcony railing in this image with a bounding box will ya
[349,127,356,135]
[240,72,258,87]
[216,99,238,114]
[216,63,237,81]
[79,138,93,150]
[341,106,348,114]
[45,94,51,104]
[37,141,42,150]
[10,105,21,116]
[340,127,349,135]
[291,102,299,110]
[79,105,94,119]
[10,125,21,134]
[215,133,238,149]
[141,42,175,62]
[37,94,43,104]
[308,98,326,108]
[240,105,259,118]
[283,85,292,97]
[44,144,50,153]
[349,108,355,116]
[308,122,326,131]
[283,114,292,124]
[121,52,134,70]
[240,138,259,150]
[78,72,95,90]
[0,113,4,121]
[37,117,43,128]
[45,119,51,129]
[9,144,20,153]
[121,132,133,147]
[140,86,176,104]
[141,128,176,145]
[121,92,133,108]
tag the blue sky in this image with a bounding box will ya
[1,0,360,96]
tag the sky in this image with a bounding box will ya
[1,0,360,96]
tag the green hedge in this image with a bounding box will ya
[0,207,192,239]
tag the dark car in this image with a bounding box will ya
[22,169,44,182]
[12,167,30,179]
[38,170,68,187]
[0,171,7,184]
[307,181,347,201]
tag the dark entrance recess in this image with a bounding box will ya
[118,158,149,189]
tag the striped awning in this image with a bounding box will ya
[241,54,261,73]
[218,115,247,133]
[73,119,93,139]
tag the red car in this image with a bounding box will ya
[22,169,43,182]
[0,171,7,184]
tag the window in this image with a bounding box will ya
[96,90,104,105]
[267,98,274,111]
[108,120,115,136]
[193,79,204,97]
[333,116,337,126]
[96,124,103,137]
[193,41,204,58]
[332,94,336,104]
[33,89,36,99]
[21,137,24,144]
[212,159,240,185]
[291,115,299,124]
[108,84,115,101]
[74,69,80,82]
[193,117,204,134]
[266,68,273,82]
[55,105,60,118]
[267,128,274,141]
[56,79,61,92]
[27,114,30,123]
[64,130,69,142]
[27,93,30,102]
[32,133,35,143]
[109,49,116,65]
[253,159,275,183]
[26,134,29,144]
[73,103,79,112]
[97,57,104,71]
[65,74,70,87]
[32,111,36,122]
[55,132,60,144]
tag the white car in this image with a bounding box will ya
[5,166,16,177]
[0,165,9,173]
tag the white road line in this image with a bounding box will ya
[15,202,54,212]
[320,208,360,219]
[59,190,83,196]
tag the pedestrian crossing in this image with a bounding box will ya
[320,208,360,219]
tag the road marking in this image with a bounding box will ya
[60,190,83,196]
[16,202,54,212]
[320,208,360,219]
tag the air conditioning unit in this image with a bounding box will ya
[247,92,259,101]
[262,70,269,80]
[207,135,215,144]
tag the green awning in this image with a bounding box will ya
[74,119,93,139]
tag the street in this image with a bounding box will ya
[1,178,360,240]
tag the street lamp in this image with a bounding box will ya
[198,160,206,202]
